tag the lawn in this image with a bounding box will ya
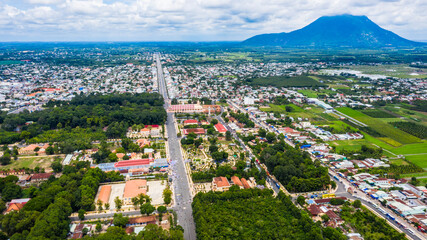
[383,105,427,123]
[248,75,326,88]
[403,154,427,169]
[336,107,421,145]
[297,90,318,98]
[401,171,427,178]
[260,104,303,113]
[348,64,427,79]
[389,159,409,166]
[330,139,379,152]
[322,121,359,133]
[391,141,427,155]
[0,156,56,170]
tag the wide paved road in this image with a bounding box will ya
[155,53,196,240]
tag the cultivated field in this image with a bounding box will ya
[337,107,421,145]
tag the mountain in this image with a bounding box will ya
[242,14,425,48]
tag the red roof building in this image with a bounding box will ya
[5,203,24,214]
[231,176,243,188]
[183,119,198,126]
[182,128,205,135]
[212,177,230,192]
[214,123,227,133]
[30,173,53,182]
[98,185,111,204]
[241,178,251,189]
[114,159,150,168]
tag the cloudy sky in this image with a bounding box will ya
[1,0,426,42]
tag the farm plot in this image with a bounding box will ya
[336,107,421,145]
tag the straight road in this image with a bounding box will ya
[155,53,196,240]
[214,108,281,194]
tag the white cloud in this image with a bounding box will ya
[0,0,425,41]
[27,0,63,4]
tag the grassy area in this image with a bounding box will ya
[330,139,375,152]
[248,75,326,88]
[0,156,55,170]
[336,107,421,145]
[260,104,303,113]
[348,64,427,79]
[392,141,427,155]
[389,159,409,166]
[404,154,427,169]
[297,90,318,98]
[401,172,427,178]
[383,105,427,123]
[321,121,359,133]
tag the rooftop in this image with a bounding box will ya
[123,179,147,199]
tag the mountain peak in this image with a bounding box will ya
[243,14,424,48]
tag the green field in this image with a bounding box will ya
[383,105,427,123]
[330,139,376,152]
[361,109,396,118]
[401,171,427,178]
[0,156,55,170]
[259,104,334,122]
[337,107,421,145]
[391,142,427,155]
[248,75,326,88]
[259,104,303,113]
[297,90,318,98]
[348,64,427,79]
[404,154,427,169]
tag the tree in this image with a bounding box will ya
[2,182,22,201]
[266,132,276,143]
[297,195,306,206]
[108,153,118,162]
[113,213,129,228]
[82,227,89,236]
[321,214,330,222]
[104,202,110,210]
[163,187,172,205]
[51,161,63,173]
[157,206,167,221]
[410,177,420,186]
[353,199,362,208]
[0,154,11,165]
[97,199,104,211]
[96,223,102,232]
[258,128,266,138]
[45,145,54,155]
[330,198,345,205]
[285,106,293,112]
[140,202,155,216]
[138,224,169,239]
[114,196,122,211]
[225,131,232,141]
[211,119,218,125]
[78,209,86,220]
[131,197,140,209]
[0,199,6,213]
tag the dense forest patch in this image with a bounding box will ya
[192,188,345,240]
